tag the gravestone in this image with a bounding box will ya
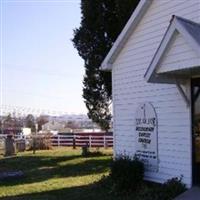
[16,139,26,152]
[4,135,16,156]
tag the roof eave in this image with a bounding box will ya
[175,17,200,56]
[144,16,200,83]
[144,19,177,82]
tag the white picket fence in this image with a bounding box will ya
[51,134,113,148]
[0,133,113,148]
[0,135,5,154]
[0,134,22,139]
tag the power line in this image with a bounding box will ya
[0,104,71,116]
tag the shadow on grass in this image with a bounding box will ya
[0,154,81,171]
[0,153,112,187]
[0,177,118,200]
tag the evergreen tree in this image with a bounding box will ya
[36,115,49,132]
[72,0,140,130]
[25,114,36,133]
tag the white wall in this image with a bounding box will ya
[157,32,200,73]
[112,0,200,187]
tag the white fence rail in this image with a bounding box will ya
[0,133,113,148]
[51,134,113,148]
[0,135,5,155]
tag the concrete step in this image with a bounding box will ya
[174,187,200,200]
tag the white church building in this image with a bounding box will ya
[101,0,200,187]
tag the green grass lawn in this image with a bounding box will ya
[0,148,186,200]
[0,148,116,200]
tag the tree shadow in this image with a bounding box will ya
[0,153,111,187]
[0,177,119,200]
[0,154,81,172]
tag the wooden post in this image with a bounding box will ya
[104,135,106,148]
[33,123,38,154]
[89,135,91,148]
[73,135,76,149]
[58,135,60,147]
[33,135,36,154]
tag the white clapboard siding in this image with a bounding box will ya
[158,32,200,73]
[112,0,200,187]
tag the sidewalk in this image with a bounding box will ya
[174,187,200,200]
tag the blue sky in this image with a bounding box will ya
[1,0,87,114]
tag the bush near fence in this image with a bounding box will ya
[28,134,53,150]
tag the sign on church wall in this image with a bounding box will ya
[135,102,158,172]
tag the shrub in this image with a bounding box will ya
[81,146,106,157]
[137,182,163,200]
[162,177,186,200]
[137,177,186,200]
[110,155,144,192]
[99,173,186,199]
[28,134,52,150]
